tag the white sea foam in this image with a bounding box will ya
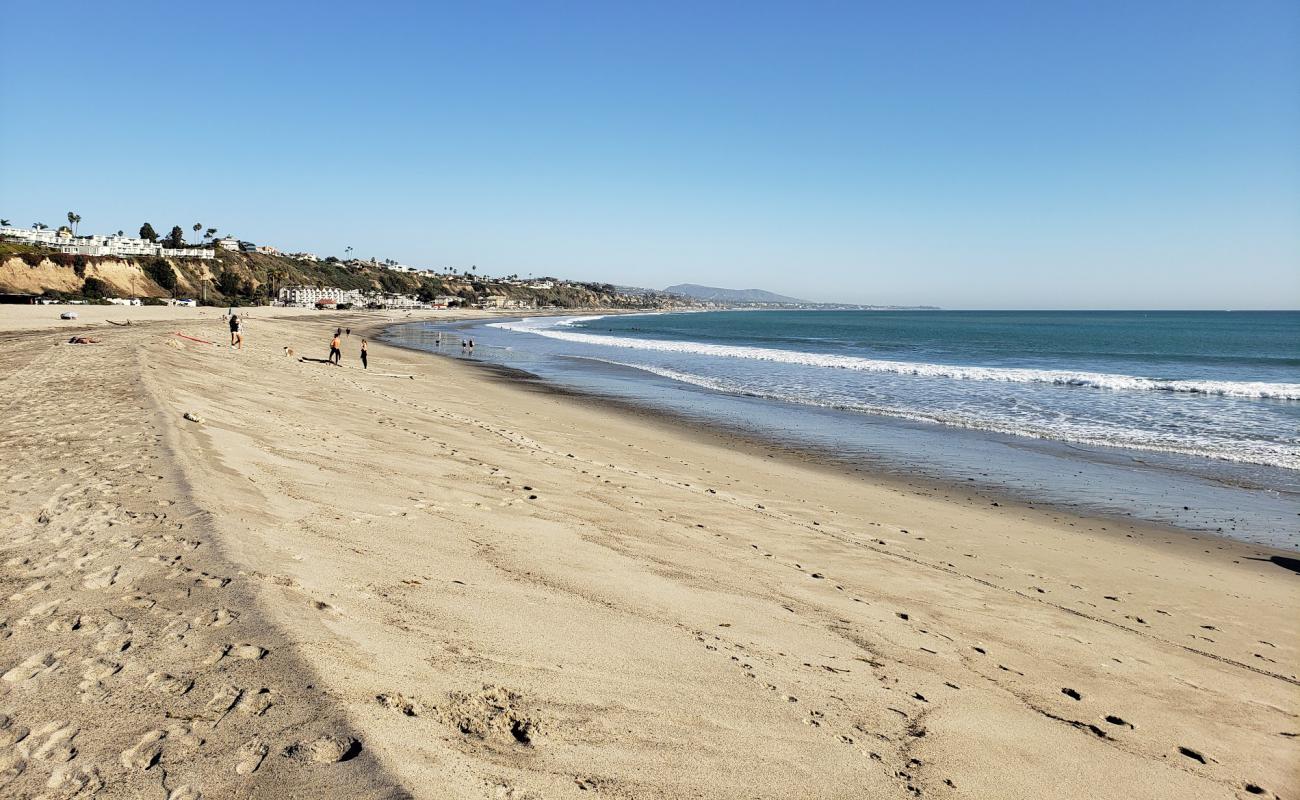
[489,318,1300,400]
[584,359,1300,471]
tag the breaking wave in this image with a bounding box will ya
[582,359,1300,470]
[488,318,1300,401]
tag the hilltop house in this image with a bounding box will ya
[0,226,214,259]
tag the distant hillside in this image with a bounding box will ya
[0,241,678,310]
[664,284,806,304]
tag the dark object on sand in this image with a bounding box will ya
[1246,555,1300,576]
[68,336,101,344]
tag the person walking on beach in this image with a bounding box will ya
[360,339,368,370]
[329,332,342,365]
[229,313,242,349]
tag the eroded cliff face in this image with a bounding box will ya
[0,256,173,298]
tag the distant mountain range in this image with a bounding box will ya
[663,284,807,304]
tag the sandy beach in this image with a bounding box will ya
[0,307,1295,799]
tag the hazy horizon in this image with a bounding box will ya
[1,1,1297,310]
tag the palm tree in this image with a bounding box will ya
[33,222,47,230]
[67,211,81,235]
[345,246,353,260]
[0,219,9,227]
[193,223,203,244]
[205,227,217,241]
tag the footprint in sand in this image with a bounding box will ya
[231,644,268,660]
[167,785,203,800]
[146,671,194,696]
[0,715,30,748]
[44,614,81,633]
[193,607,239,628]
[236,737,269,775]
[44,763,104,796]
[82,564,120,590]
[237,688,275,717]
[2,651,60,683]
[206,685,243,717]
[31,720,79,762]
[80,658,121,681]
[19,598,66,627]
[120,729,166,770]
[8,579,50,601]
[0,748,26,789]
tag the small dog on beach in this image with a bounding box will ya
[283,346,295,357]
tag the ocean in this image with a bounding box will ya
[385,310,1300,548]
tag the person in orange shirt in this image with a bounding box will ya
[328,333,342,365]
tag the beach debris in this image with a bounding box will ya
[183,412,205,424]
[60,311,78,320]
[175,332,216,345]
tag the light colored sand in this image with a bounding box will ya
[0,309,1296,799]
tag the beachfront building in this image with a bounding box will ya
[0,226,214,259]
[278,284,364,307]
[215,237,241,251]
[481,295,534,309]
[368,293,424,309]
[431,295,461,308]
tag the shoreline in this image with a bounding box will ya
[1,308,1296,798]
[379,315,1298,552]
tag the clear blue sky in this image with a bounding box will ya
[2,0,1296,308]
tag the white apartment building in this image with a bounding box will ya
[278,285,364,307]
[216,237,240,251]
[0,226,214,259]
[369,294,425,309]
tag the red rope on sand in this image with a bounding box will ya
[175,332,216,345]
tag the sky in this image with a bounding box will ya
[1,0,1297,309]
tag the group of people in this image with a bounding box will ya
[329,327,368,369]
[431,331,474,353]
[226,313,369,370]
